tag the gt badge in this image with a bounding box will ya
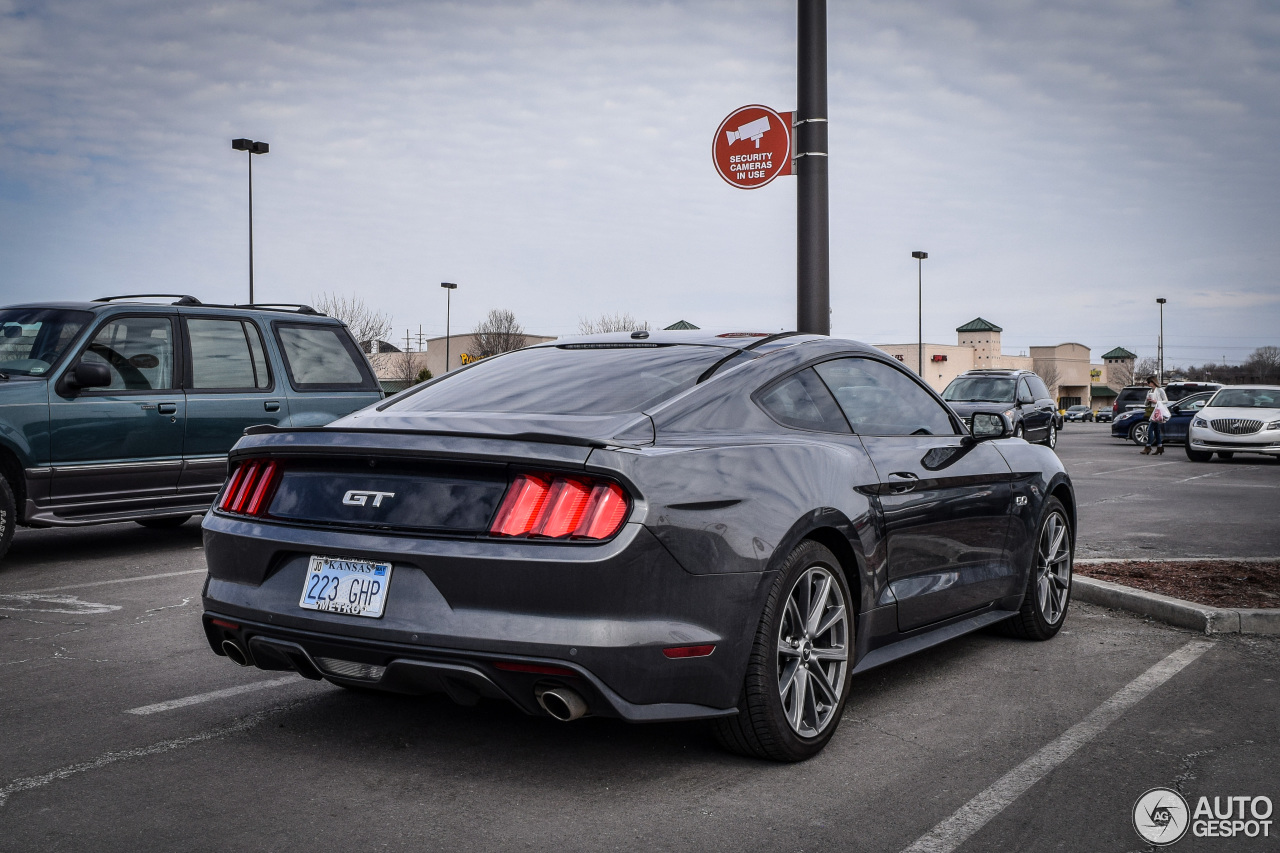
[342,490,395,508]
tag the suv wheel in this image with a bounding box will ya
[0,473,15,561]
[1129,422,1149,445]
[713,540,852,762]
[1042,424,1058,450]
[1013,424,1024,440]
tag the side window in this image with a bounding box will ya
[80,316,175,391]
[1017,379,1036,404]
[188,319,271,390]
[813,358,958,436]
[275,324,368,390]
[757,368,850,433]
[1027,375,1051,401]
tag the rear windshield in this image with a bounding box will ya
[942,376,1016,403]
[387,344,729,415]
[0,308,92,376]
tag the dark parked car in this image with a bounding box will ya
[0,295,382,560]
[1095,408,1113,423]
[1111,391,1214,445]
[1111,385,1149,419]
[201,331,1075,762]
[1064,405,1093,423]
[1164,381,1223,403]
[941,368,1060,448]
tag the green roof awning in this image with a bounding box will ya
[956,317,1003,333]
[1090,385,1118,397]
[1100,347,1136,360]
[664,320,700,330]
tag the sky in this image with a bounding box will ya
[2,0,1278,366]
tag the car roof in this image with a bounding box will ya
[959,369,1032,376]
[3,297,336,321]
[528,330,831,352]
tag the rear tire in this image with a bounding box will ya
[1041,424,1058,450]
[1129,422,1149,445]
[712,540,853,762]
[1185,446,1212,462]
[135,515,192,529]
[998,497,1072,641]
[0,474,15,562]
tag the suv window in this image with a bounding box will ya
[275,324,369,390]
[1115,387,1148,411]
[757,368,850,432]
[814,358,958,436]
[1026,375,1051,401]
[188,319,271,390]
[1016,379,1036,404]
[942,375,1016,403]
[0,308,91,377]
[80,316,175,391]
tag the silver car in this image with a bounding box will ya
[1186,385,1280,461]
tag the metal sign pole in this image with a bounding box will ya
[796,0,829,335]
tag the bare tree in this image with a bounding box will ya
[578,312,650,335]
[312,292,392,347]
[1032,359,1062,398]
[391,350,422,385]
[468,309,527,360]
[1245,345,1280,383]
[1134,357,1159,382]
[1108,359,1134,388]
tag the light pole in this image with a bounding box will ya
[1156,297,1167,384]
[231,138,269,303]
[441,282,458,372]
[912,251,928,376]
[796,0,830,335]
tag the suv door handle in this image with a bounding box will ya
[157,403,178,415]
[886,472,919,494]
[264,400,280,412]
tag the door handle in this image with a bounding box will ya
[886,472,919,494]
[264,400,280,412]
[157,403,178,415]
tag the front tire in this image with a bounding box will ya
[713,540,853,762]
[999,497,1072,641]
[1129,422,1150,446]
[0,474,15,562]
[1186,446,1212,462]
[1041,424,1058,450]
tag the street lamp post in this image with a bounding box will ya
[231,138,269,303]
[1156,297,1167,385]
[912,251,928,376]
[441,282,458,372]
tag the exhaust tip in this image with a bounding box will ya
[536,686,588,721]
[221,639,251,667]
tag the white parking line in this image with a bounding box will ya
[11,569,205,596]
[899,639,1214,853]
[1082,460,1179,476]
[0,698,314,809]
[125,676,300,715]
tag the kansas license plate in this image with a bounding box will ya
[299,555,393,618]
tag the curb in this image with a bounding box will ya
[1073,576,1280,636]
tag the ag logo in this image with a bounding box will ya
[342,490,395,508]
[1134,788,1190,846]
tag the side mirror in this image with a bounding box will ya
[66,361,111,389]
[969,411,1010,440]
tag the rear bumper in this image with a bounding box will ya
[200,512,771,718]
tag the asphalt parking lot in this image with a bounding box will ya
[1,427,1276,852]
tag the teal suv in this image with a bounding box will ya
[0,295,383,560]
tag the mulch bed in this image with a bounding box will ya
[1076,561,1280,609]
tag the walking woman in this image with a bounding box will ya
[1142,376,1168,455]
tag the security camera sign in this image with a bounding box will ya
[713,105,793,189]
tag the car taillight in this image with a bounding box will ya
[218,459,280,517]
[489,473,629,540]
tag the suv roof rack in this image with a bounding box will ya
[242,303,323,315]
[94,294,203,306]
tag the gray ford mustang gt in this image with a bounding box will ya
[201,330,1075,761]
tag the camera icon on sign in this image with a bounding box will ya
[725,116,771,148]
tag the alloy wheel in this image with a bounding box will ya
[776,565,849,738]
[1035,511,1071,625]
[1130,422,1150,445]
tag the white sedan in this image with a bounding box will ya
[1186,385,1280,462]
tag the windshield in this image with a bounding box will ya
[387,344,732,415]
[1209,388,1280,409]
[1068,405,1088,412]
[0,308,92,377]
[942,376,1016,403]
